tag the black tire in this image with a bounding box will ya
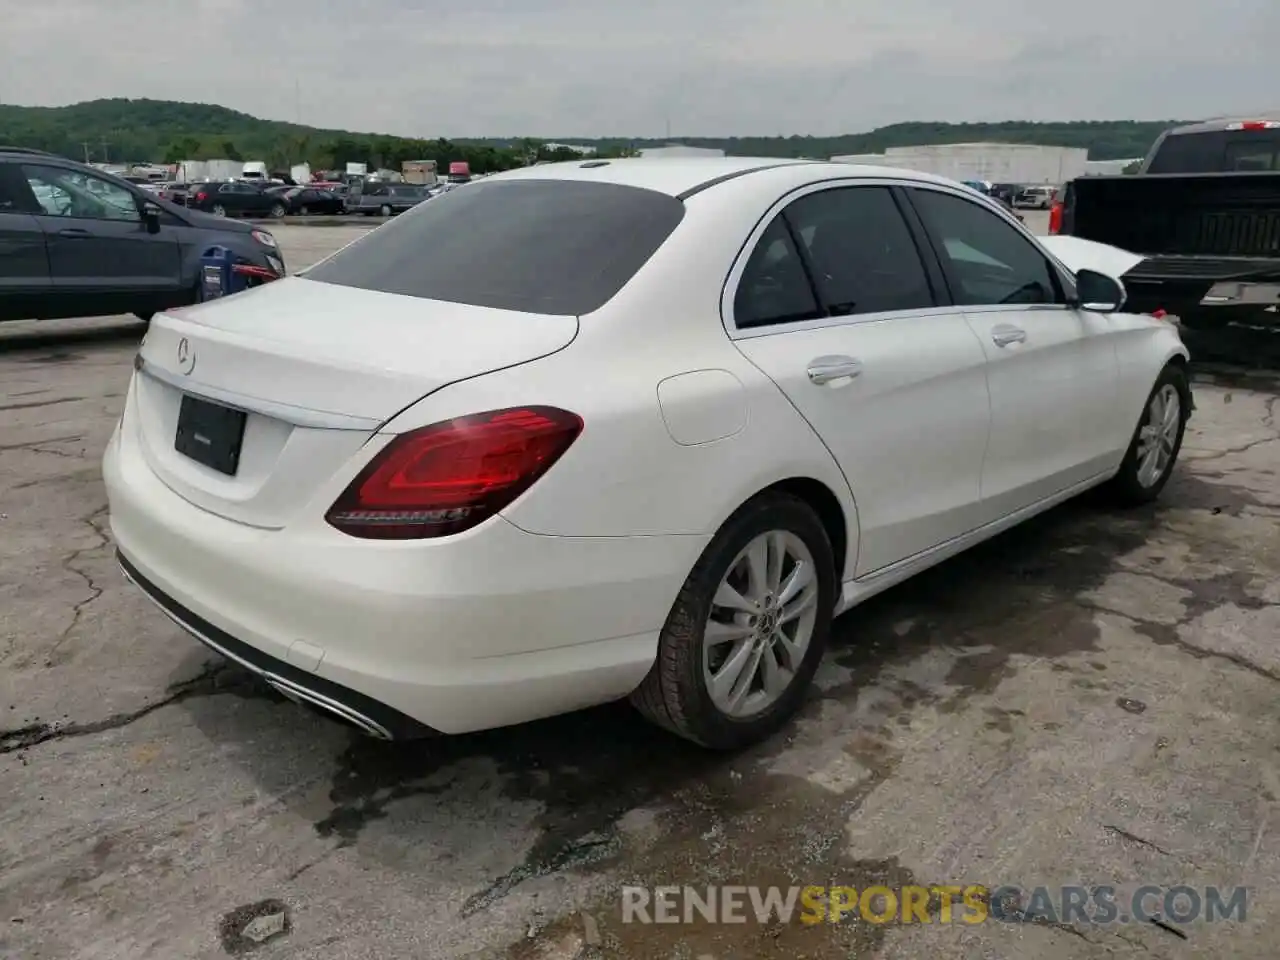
[270,203,286,218]
[1105,362,1191,506]
[630,493,836,750]
[379,204,393,217]
[211,204,227,217]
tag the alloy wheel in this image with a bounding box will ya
[702,530,820,719]
[1136,383,1180,488]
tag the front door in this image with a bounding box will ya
[22,163,181,303]
[0,165,51,315]
[904,186,1119,521]
[729,183,993,576]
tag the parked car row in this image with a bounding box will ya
[134,176,448,219]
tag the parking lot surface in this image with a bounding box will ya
[2,223,1279,959]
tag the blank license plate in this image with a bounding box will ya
[175,394,246,476]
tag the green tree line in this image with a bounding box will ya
[0,98,1185,170]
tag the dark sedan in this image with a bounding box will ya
[278,186,345,215]
[186,180,288,218]
[0,147,285,324]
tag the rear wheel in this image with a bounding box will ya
[631,493,835,750]
[379,204,393,217]
[1105,363,1190,505]
[211,203,227,217]
[269,203,286,218]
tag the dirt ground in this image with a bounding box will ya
[2,223,1279,960]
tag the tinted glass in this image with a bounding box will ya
[305,179,685,315]
[1224,133,1280,171]
[1146,131,1226,173]
[910,188,1061,307]
[22,164,140,222]
[784,186,935,315]
[734,216,822,328]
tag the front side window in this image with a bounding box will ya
[22,164,140,222]
[910,188,1061,307]
[783,186,935,315]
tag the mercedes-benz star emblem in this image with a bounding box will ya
[177,337,196,376]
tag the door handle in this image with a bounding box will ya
[991,325,1026,347]
[806,355,863,385]
[56,228,92,239]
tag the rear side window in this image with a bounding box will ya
[734,216,822,328]
[305,179,686,315]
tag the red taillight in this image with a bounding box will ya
[195,191,208,202]
[325,406,583,539]
[1048,200,1064,235]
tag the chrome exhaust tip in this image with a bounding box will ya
[262,675,393,739]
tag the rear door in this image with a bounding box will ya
[904,185,1119,521]
[21,162,181,299]
[0,163,51,308]
[729,182,993,576]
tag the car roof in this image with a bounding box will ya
[1166,113,1280,135]
[482,156,966,199]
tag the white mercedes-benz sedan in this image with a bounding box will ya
[103,157,1191,749]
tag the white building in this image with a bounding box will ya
[831,142,1089,184]
[1082,157,1142,176]
[638,144,726,159]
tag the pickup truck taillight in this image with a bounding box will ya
[1048,200,1063,235]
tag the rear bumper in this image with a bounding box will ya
[117,550,433,739]
[103,420,706,736]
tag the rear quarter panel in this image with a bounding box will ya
[375,193,861,573]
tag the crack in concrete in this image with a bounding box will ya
[0,434,84,452]
[1186,436,1279,463]
[26,443,88,460]
[0,396,87,412]
[1080,597,1280,684]
[0,662,234,755]
[9,468,102,490]
[1102,824,1173,857]
[42,506,111,667]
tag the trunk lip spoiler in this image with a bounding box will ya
[135,356,382,432]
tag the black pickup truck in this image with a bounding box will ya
[1054,117,1280,330]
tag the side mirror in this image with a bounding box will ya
[1075,268,1126,313]
[141,202,162,234]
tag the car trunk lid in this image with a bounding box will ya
[132,276,579,529]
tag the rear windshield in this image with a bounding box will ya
[304,179,686,315]
[1147,129,1280,173]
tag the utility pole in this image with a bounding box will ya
[81,142,91,163]
[99,137,109,163]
